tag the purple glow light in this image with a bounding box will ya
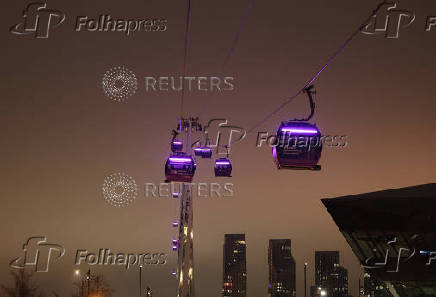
[172,221,179,227]
[216,161,231,165]
[172,141,183,145]
[280,127,318,134]
[194,147,211,152]
[169,157,192,163]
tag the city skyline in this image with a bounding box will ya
[2,184,434,297]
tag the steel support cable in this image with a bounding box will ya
[179,0,193,131]
[244,0,389,136]
[198,0,254,120]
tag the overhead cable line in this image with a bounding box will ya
[179,0,193,131]
[199,0,254,117]
[245,0,388,135]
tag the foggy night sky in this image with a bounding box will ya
[1,0,436,297]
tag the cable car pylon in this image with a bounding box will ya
[171,118,198,297]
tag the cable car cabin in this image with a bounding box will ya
[214,158,232,177]
[165,154,196,182]
[272,122,322,170]
[171,139,183,152]
[194,146,212,158]
[172,239,178,251]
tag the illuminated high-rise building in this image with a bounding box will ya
[315,251,348,297]
[330,265,349,297]
[223,234,247,297]
[268,239,296,297]
[315,251,339,289]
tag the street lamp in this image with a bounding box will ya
[74,270,81,297]
[304,263,308,297]
[320,289,327,296]
[86,269,91,297]
[139,265,143,297]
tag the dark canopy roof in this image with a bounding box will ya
[322,183,436,232]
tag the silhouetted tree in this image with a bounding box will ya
[0,270,45,297]
[72,271,113,297]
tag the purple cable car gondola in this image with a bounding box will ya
[214,158,232,177]
[171,139,183,153]
[165,154,196,182]
[272,121,322,170]
[194,146,212,158]
[172,239,178,251]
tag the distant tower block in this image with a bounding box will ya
[222,234,247,297]
[268,239,296,297]
[177,183,195,297]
